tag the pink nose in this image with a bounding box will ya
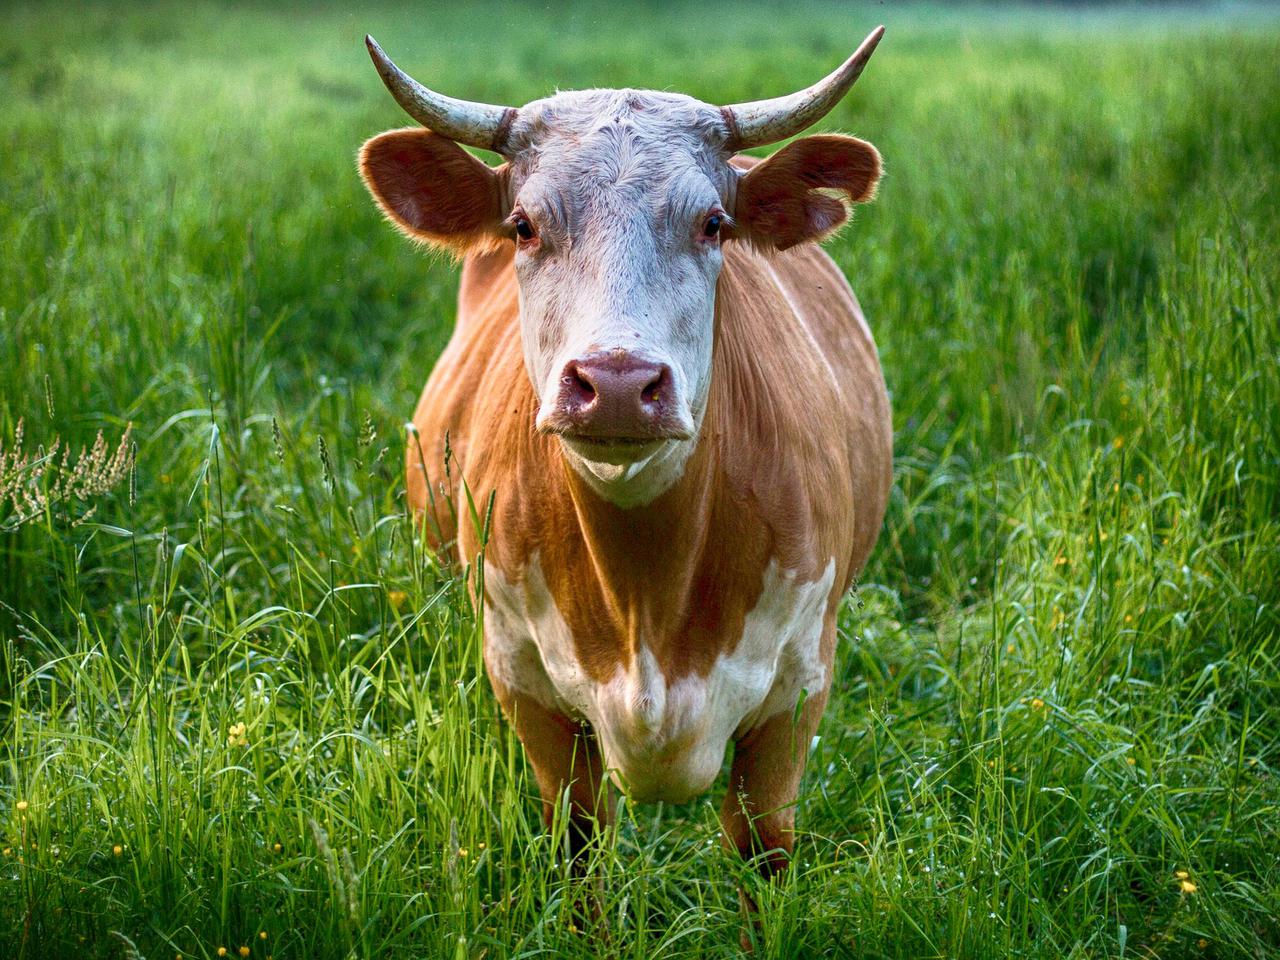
[543,351,687,440]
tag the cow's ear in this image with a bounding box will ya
[359,127,507,255]
[731,134,880,251]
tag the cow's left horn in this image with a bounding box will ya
[721,25,884,151]
[365,35,519,154]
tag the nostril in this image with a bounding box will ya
[561,362,596,405]
[640,367,668,404]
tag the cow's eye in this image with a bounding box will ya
[702,214,722,239]
[514,217,536,242]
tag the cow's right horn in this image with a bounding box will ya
[365,35,519,155]
[721,26,884,151]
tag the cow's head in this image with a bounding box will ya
[360,29,883,505]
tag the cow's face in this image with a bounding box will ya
[503,93,730,481]
[360,34,882,504]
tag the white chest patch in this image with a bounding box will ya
[483,556,835,803]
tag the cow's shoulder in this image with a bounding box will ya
[714,241,892,587]
[407,244,527,554]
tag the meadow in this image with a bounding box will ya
[2,2,1278,957]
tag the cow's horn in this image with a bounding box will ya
[721,25,884,151]
[365,35,519,154]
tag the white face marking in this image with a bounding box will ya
[502,90,735,506]
[484,557,836,803]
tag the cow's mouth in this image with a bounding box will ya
[565,434,658,447]
[559,433,668,466]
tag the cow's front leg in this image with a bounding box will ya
[720,686,828,876]
[720,674,830,943]
[488,676,613,868]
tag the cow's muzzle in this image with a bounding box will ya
[536,350,694,450]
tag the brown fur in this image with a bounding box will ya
[403,232,891,871]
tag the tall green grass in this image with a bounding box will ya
[2,2,1277,957]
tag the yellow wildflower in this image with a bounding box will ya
[16,800,29,813]
[272,842,282,853]
[259,931,268,940]
[1180,879,1197,894]
[239,947,251,958]
[458,847,468,858]
[1112,437,1124,449]
[217,949,227,958]
[1030,697,1045,710]
[388,590,408,611]
[112,844,123,856]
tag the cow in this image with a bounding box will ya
[358,25,893,910]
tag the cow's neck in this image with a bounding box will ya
[558,427,720,649]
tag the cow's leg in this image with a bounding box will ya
[720,687,828,877]
[720,678,830,943]
[489,677,613,868]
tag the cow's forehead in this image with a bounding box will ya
[506,88,733,213]
[509,88,730,166]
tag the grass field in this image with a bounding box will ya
[3,2,1279,957]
